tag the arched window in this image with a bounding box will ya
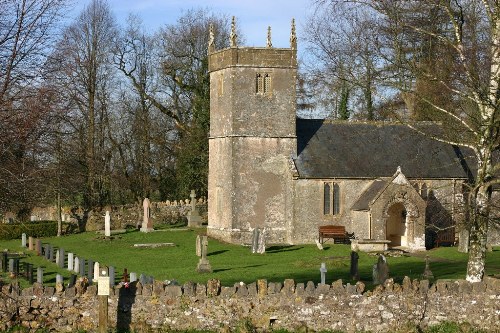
[256,74,263,93]
[323,182,341,215]
[263,74,271,93]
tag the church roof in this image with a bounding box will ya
[294,119,475,179]
[350,179,388,211]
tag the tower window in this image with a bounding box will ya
[256,73,271,94]
[323,182,340,215]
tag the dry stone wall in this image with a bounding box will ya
[1,277,499,332]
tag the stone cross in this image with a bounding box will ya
[350,251,360,280]
[140,198,153,232]
[187,190,203,227]
[320,263,327,284]
[21,233,26,247]
[196,235,202,257]
[104,211,111,237]
[422,255,434,280]
[196,236,212,273]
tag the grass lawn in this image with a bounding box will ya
[1,228,499,288]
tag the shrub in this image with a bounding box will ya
[0,221,58,240]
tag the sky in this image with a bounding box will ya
[70,0,312,52]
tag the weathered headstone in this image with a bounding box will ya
[315,239,324,250]
[257,228,266,254]
[187,190,203,227]
[251,228,260,253]
[79,258,86,276]
[68,253,74,271]
[68,274,76,288]
[74,257,80,273]
[21,233,26,247]
[140,198,153,232]
[27,264,34,284]
[44,244,50,259]
[57,248,65,268]
[88,259,94,281]
[196,235,202,257]
[8,259,14,273]
[139,273,146,285]
[37,267,43,284]
[104,211,111,237]
[28,237,33,250]
[48,245,53,261]
[56,274,63,284]
[13,259,19,276]
[122,268,129,283]
[320,263,327,284]
[350,251,360,280]
[109,266,115,287]
[35,239,42,256]
[422,255,434,280]
[130,272,137,282]
[196,236,212,273]
[373,254,389,285]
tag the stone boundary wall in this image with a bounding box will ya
[1,277,499,332]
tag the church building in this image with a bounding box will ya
[206,20,477,251]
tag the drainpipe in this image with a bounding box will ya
[369,213,372,239]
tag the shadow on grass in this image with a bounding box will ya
[213,268,231,273]
[208,250,228,256]
[266,245,304,253]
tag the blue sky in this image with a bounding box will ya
[70,0,311,51]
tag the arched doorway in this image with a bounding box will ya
[386,202,407,247]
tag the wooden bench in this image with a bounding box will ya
[318,225,351,244]
[435,229,458,247]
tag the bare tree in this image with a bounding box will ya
[310,0,499,282]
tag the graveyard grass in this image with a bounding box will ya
[1,227,500,288]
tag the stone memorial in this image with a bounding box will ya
[196,236,212,273]
[67,253,74,271]
[27,264,34,284]
[37,267,43,284]
[140,198,154,232]
[104,211,111,237]
[139,273,146,285]
[257,229,266,254]
[35,239,42,256]
[74,257,80,274]
[28,237,33,250]
[68,274,76,288]
[79,258,86,276]
[422,255,434,280]
[8,259,14,273]
[57,248,65,268]
[251,228,260,253]
[187,190,203,227]
[196,235,202,257]
[122,268,129,283]
[373,254,389,285]
[56,274,63,284]
[350,251,360,280]
[48,245,53,261]
[130,272,137,282]
[21,233,26,247]
[93,262,100,281]
[87,259,94,281]
[320,263,327,284]
[44,244,50,259]
[315,239,323,250]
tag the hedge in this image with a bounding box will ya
[0,221,59,240]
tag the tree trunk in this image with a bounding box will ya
[57,191,62,237]
[466,211,488,282]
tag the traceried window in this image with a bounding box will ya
[256,73,271,94]
[323,182,340,215]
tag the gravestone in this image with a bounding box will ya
[88,259,94,281]
[93,262,100,281]
[79,258,86,276]
[122,268,129,283]
[68,253,74,271]
[13,259,19,276]
[28,237,33,250]
[109,266,115,287]
[196,236,212,273]
[104,211,111,237]
[44,244,50,259]
[187,190,203,227]
[422,255,434,280]
[74,257,80,273]
[140,198,154,232]
[21,233,26,247]
[56,274,63,284]
[373,254,389,285]
[350,251,360,280]
[196,235,202,257]
[27,264,34,284]
[315,239,324,250]
[68,274,76,288]
[130,272,137,282]
[251,228,260,253]
[48,245,53,261]
[37,267,43,284]
[23,262,29,278]
[139,273,146,285]
[320,263,327,284]
[35,239,42,256]
[8,259,14,273]
[257,229,266,254]
[2,252,7,271]
[57,248,65,268]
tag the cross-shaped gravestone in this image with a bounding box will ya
[196,235,202,257]
[187,190,203,227]
[104,211,111,237]
[422,255,434,280]
[196,236,212,273]
[320,263,327,284]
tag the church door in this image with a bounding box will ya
[386,202,407,247]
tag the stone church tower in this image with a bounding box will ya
[207,19,298,244]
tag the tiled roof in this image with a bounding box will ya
[294,119,475,179]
